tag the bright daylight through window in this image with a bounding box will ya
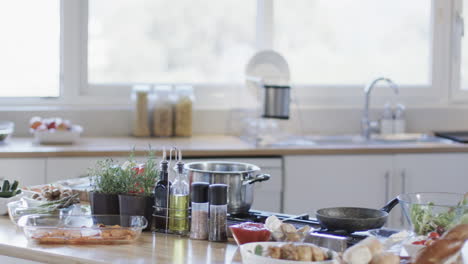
[275,0,431,86]
[0,1,60,97]
[88,0,256,84]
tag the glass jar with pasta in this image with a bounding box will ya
[174,85,194,137]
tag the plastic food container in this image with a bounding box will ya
[33,125,83,144]
[0,121,14,142]
[17,214,147,244]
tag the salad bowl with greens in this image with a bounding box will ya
[398,192,468,236]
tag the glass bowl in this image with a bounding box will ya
[7,199,75,225]
[398,192,467,236]
[0,121,14,142]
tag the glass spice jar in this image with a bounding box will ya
[131,85,151,137]
[208,184,228,242]
[152,85,175,137]
[174,85,194,137]
[190,182,209,240]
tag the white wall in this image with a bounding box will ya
[2,106,468,137]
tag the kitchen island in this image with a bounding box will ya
[0,217,242,264]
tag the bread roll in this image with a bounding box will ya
[343,245,373,264]
[370,252,399,264]
[413,239,464,264]
[359,237,383,256]
[442,224,468,241]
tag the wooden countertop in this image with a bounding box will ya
[1,135,468,158]
[0,217,241,264]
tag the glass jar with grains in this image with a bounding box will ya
[131,85,152,137]
[174,86,194,137]
[152,85,175,137]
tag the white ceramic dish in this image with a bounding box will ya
[33,125,83,144]
[245,50,290,99]
[240,242,339,264]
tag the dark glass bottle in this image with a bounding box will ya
[153,159,171,232]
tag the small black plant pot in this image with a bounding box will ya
[89,192,120,215]
[118,194,154,231]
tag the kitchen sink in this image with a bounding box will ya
[266,134,455,147]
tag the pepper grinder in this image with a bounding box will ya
[190,182,209,240]
[208,184,228,242]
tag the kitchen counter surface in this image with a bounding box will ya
[1,135,468,158]
[0,217,242,264]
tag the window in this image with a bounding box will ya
[0,1,60,97]
[2,1,467,105]
[88,0,256,84]
[275,0,431,86]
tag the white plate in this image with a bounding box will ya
[245,50,290,99]
[240,242,339,264]
[33,125,83,144]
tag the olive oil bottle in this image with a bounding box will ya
[169,152,189,235]
[153,150,171,232]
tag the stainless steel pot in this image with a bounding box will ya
[184,161,270,214]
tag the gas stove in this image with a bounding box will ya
[228,210,368,247]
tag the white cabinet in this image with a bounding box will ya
[46,157,129,183]
[283,155,393,215]
[0,158,46,186]
[395,154,468,194]
[391,153,468,227]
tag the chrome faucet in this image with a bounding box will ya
[362,77,399,140]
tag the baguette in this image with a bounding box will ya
[413,239,464,264]
[442,224,468,241]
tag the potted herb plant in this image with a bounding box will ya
[88,159,126,215]
[118,153,158,230]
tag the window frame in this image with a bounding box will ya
[0,0,462,108]
[451,0,468,102]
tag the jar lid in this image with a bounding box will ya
[191,182,209,203]
[209,184,228,205]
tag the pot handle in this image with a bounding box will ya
[380,197,399,213]
[244,174,271,185]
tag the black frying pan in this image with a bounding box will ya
[315,198,399,233]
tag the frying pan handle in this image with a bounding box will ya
[244,174,271,185]
[380,198,399,213]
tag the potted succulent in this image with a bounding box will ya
[118,154,158,230]
[88,159,126,215]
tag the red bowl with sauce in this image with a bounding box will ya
[229,222,271,245]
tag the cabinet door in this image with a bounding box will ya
[283,155,393,215]
[46,157,129,183]
[395,153,468,194]
[0,158,46,186]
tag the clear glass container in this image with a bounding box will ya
[152,85,175,137]
[174,85,194,137]
[168,161,190,235]
[190,202,208,240]
[209,204,228,242]
[17,214,147,244]
[208,184,228,242]
[131,85,152,137]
